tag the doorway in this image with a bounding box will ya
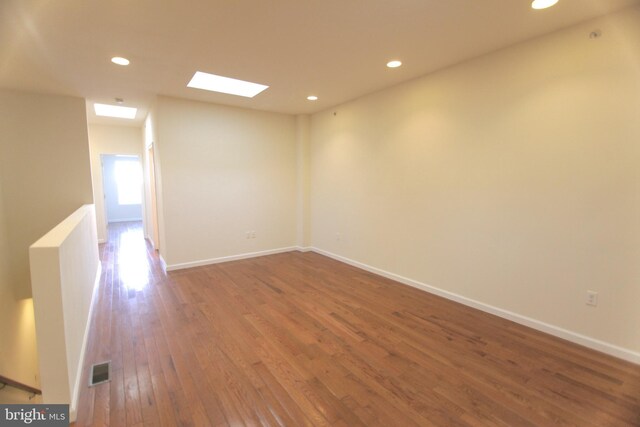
[147,145,160,251]
[101,154,143,224]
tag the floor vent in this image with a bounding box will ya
[89,362,110,386]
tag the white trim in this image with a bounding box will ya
[146,236,156,251]
[307,247,640,365]
[296,246,313,252]
[107,217,143,223]
[69,261,102,422]
[165,247,298,271]
[159,254,168,272]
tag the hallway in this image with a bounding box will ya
[74,222,640,426]
[75,221,162,425]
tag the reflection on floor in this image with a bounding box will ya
[116,223,152,293]
[75,220,163,426]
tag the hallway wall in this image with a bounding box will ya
[0,89,94,392]
[154,96,297,268]
[0,178,39,398]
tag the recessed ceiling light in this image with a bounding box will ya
[187,71,268,98]
[307,95,318,101]
[386,60,402,68]
[94,103,137,119]
[531,0,558,9]
[111,57,130,66]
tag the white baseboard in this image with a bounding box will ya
[307,247,640,365]
[159,254,168,272]
[165,246,299,272]
[146,236,156,251]
[107,218,142,223]
[69,261,102,422]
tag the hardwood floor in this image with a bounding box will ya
[74,221,640,426]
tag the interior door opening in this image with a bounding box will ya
[101,154,143,225]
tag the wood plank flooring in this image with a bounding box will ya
[74,221,640,426]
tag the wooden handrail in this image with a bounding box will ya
[0,374,42,395]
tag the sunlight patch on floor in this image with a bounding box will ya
[117,227,150,291]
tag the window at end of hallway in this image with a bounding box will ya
[114,159,142,205]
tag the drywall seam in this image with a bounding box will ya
[307,247,640,365]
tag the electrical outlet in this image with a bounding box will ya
[245,231,250,239]
[251,231,256,239]
[336,232,341,241]
[586,290,598,307]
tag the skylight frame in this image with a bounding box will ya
[187,71,269,98]
[94,103,137,119]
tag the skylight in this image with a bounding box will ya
[531,0,559,9]
[187,71,269,98]
[94,103,137,119]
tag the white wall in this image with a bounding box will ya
[296,115,311,248]
[0,89,94,396]
[155,96,297,269]
[144,105,167,254]
[142,115,155,245]
[88,124,144,242]
[0,90,94,299]
[0,179,39,400]
[309,8,640,358]
[30,205,100,422]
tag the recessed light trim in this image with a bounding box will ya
[111,57,130,66]
[531,0,558,9]
[589,29,602,39]
[187,71,268,98]
[386,60,402,68]
[94,103,137,119]
[307,95,318,101]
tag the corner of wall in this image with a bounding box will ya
[295,114,311,248]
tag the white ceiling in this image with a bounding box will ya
[1,0,638,126]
